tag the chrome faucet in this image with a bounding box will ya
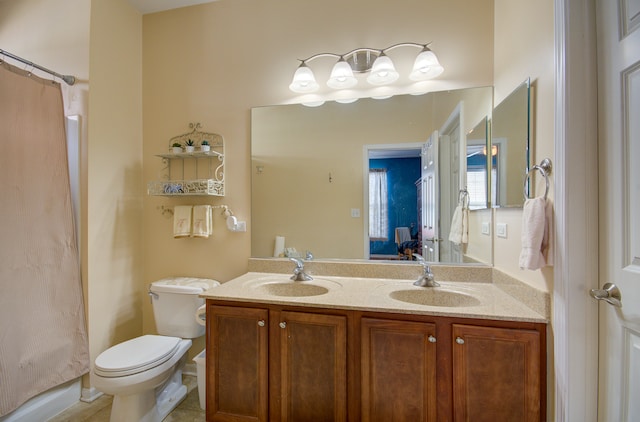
[413,255,439,287]
[290,257,313,281]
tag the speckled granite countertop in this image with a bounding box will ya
[201,270,548,323]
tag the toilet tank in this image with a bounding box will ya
[149,277,220,338]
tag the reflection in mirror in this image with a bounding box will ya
[491,78,531,207]
[465,117,490,209]
[251,87,493,265]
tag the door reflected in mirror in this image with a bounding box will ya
[251,86,493,265]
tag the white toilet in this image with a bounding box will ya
[91,277,219,422]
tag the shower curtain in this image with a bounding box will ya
[0,62,89,416]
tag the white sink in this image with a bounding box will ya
[246,276,342,297]
[389,288,481,307]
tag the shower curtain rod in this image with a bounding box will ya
[0,48,75,85]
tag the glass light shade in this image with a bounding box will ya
[289,63,319,93]
[409,48,444,80]
[335,97,359,104]
[327,59,357,89]
[366,54,399,85]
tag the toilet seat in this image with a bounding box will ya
[94,335,181,378]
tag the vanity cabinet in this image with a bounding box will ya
[206,304,347,422]
[360,318,437,422]
[206,301,546,422]
[451,324,543,422]
[207,305,268,421]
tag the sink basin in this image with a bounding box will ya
[389,289,481,307]
[246,276,342,297]
[256,282,329,297]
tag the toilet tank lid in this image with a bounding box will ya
[150,277,220,294]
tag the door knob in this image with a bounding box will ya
[590,283,622,308]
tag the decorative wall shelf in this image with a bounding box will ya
[148,123,225,197]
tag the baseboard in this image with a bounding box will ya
[80,387,103,403]
[182,362,197,377]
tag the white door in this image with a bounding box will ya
[595,0,640,420]
[438,107,463,264]
[421,131,439,262]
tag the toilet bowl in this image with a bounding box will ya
[91,277,219,422]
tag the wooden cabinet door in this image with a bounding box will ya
[278,311,347,422]
[207,304,269,422]
[452,324,542,422]
[361,318,437,422]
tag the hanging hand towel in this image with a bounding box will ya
[449,205,464,245]
[192,205,212,238]
[541,198,554,266]
[519,197,552,270]
[173,205,193,238]
[461,206,469,245]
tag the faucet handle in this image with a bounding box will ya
[413,254,430,271]
[290,257,304,269]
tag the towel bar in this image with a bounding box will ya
[523,158,552,200]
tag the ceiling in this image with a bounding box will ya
[128,0,217,14]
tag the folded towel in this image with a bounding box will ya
[395,227,411,245]
[173,205,192,238]
[519,197,553,270]
[192,205,212,238]
[449,205,469,245]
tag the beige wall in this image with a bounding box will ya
[493,0,555,292]
[88,0,143,370]
[0,0,144,390]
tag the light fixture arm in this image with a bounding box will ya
[381,42,431,54]
[297,52,342,64]
[299,43,432,63]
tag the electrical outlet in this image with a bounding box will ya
[496,223,508,238]
[481,221,490,235]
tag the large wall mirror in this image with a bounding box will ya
[251,86,493,265]
[491,78,531,207]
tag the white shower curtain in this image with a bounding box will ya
[0,62,89,416]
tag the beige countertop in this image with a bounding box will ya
[201,271,548,323]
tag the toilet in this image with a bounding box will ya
[91,277,219,422]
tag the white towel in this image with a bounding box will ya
[173,205,192,238]
[192,205,212,238]
[519,197,553,270]
[449,205,469,245]
[395,227,411,245]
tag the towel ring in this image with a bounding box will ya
[458,188,469,207]
[523,158,552,200]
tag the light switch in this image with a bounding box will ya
[351,208,361,218]
[481,221,490,235]
[496,223,508,238]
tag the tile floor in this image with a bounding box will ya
[48,375,204,422]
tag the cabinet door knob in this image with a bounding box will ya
[257,320,265,327]
[455,337,465,345]
[279,322,287,329]
[428,335,437,343]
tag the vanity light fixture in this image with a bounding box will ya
[289,42,444,94]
